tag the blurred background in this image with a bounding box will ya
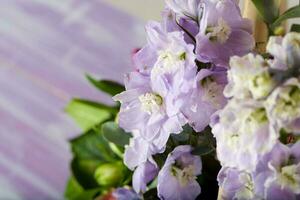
[0,0,298,199]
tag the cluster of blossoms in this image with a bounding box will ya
[114,0,255,199]
[213,32,300,199]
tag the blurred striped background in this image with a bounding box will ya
[0,0,163,199]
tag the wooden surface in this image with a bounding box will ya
[0,0,163,199]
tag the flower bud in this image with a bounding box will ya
[274,26,285,36]
[94,162,125,187]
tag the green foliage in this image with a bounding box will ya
[65,177,100,200]
[70,129,117,162]
[171,124,193,143]
[65,176,100,200]
[65,176,84,200]
[191,127,216,156]
[65,99,116,131]
[68,189,100,200]
[143,188,159,200]
[102,122,131,147]
[86,74,125,96]
[197,154,221,200]
[251,0,279,24]
[71,158,100,189]
[272,6,300,29]
[70,129,117,189]
[251,2,300,35]
[192,145,214,156]
[291,24,300,33]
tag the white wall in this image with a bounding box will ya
[103,0,299,23]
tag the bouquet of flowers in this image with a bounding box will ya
[64,1,300,199]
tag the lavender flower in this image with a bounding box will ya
[132,161,158,194]
[114,22,198,153]
[196,0,254,67]
[113,72,151,134]
[267,32,300,70]
[265,78,300,135]
[161,7,200,45]
[124,136,154,170]
[182,67,227,132]
[157,145,202,200]
[254,142,300,199]
[211,100,278,172]
[112,188,141,200]
[165,0,202,22]
[218,167,259,200]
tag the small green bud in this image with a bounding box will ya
[274,26,285,36]
[94,162,125,187]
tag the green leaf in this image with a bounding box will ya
[70,129,118,189]
[197,155,221,200]
[171,124,193,143]
[251,0,280,24]
[272,6,300,29]
[65,99,115,131]
[71,158,100,189]
[70,189,100,200]
[86,74,125,96]
[71,129,117,162]
[148,178,158,190]
[65,176,101,200]
[143,188,158,200]
[192,145,214,156]
[64,176,84,200]
[192,126,216,156]
[101,122,131,147]
[291,24,300,32]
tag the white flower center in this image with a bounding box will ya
[139,93,163,114]
[273,85,300,120]
[223,108,268,151]
[277,165,300,193]
[172,165,196,187]
[235,173,255,199]
[249,71,274,99]
[207,18,231,44]
[152,51,186,77]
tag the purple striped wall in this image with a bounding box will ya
[0,0,144,199]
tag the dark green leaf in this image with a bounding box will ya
[272,6,300,29]
[251,0,279,24]
[192,126,215,156]
[71,157,100,189]
[192,145,214,156]
[153,153,168,169]
[171,124,193,143]
[65,99,115,131]
[101,122,131,147]
[197,154,221,200]
[86,74,125,96]
[71,129,117,162]
[291,24,300,32]
[143,188,158,200]
[70,129,118,189]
